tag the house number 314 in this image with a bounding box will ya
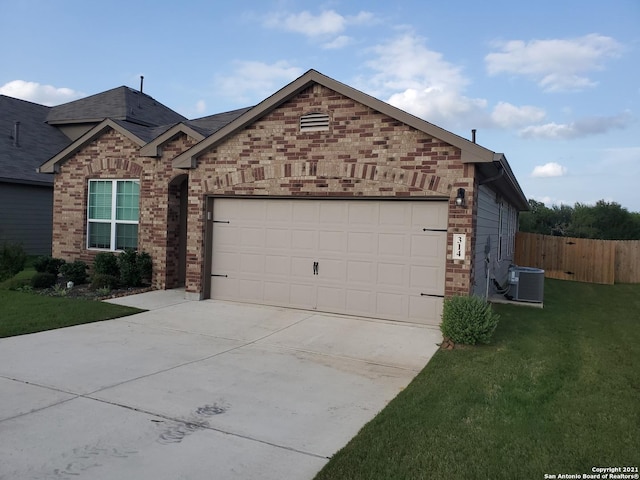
[452,234,466,260]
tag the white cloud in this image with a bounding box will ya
[359,32,491,128]
[195,100,207,114]
[531,162,568,178]
[264,10,375,38]
[491,102,546,128]
[215,61,303,103]
[520,111,633,139]
[0,80,84,106]
[322,35,352,49]
[485,34,623,92]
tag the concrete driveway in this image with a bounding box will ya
[0,290,442,480]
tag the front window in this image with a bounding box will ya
[87,179,139,250]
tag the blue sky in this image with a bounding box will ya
[2,0,639,211]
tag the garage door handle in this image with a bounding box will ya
[313,261,318,275]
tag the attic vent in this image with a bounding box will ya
[300,112,329,132]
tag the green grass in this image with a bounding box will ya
[0,266,143,337]
[315,280,640,479]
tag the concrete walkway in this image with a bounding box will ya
[0,290,442,480]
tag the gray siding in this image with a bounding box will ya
[473,185,517,298]
[0,182,53,255]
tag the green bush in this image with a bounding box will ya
[118,249,141,287]
[93,252,120,277]
[60,260,88,285]
[3,277,31,291]
[31,272,57,289]
[0,243,27,281]
[137,252,152,284]
[91,273,120,290]
[33,256,66,275]
[440,295,500,345]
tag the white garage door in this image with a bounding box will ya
[210,199,447,324]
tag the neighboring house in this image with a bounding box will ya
[0,96,69,254]
[1,87,186,255]
[39,70,528,325]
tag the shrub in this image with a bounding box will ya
[440,295,500,345]
[93,252,120,277]
[137,252,152,284]
[3,277,31,291]
[118,249,141,287]
[0,243,27,281]
[91,273,120,290]
[34,256,66,275]
[60,260,89,285]
[31,272,57,289]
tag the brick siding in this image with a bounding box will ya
[52,83,477,300]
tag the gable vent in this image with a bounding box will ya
[300,112,329,132]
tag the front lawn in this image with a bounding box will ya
[315,279,640,479]
[0,289,143,338]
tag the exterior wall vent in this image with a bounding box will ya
[300,112,329,132]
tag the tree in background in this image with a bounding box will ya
[519,200,640,240]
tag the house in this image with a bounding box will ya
[39,70,528,325]
[0,86,186,255]
[0,96,69,254]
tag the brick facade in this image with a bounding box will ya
[52,83,477,300]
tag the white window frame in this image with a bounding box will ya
[87,179,140,251]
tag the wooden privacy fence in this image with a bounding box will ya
[515,232,640,284]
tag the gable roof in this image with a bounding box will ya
[0,95,70,185]
[38,119,147,173]
[172,69,496,169]
[46,86,186,127]
[172,69,528,210]
[140,107,252,157]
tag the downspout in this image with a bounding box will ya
[479,162,504,185]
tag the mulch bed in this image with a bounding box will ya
[40,280,154,301]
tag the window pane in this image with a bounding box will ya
[116,181,140,221]
[116,223,138,250]
[88,222,111,249]
[88,181,112,220]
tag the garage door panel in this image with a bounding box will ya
[411,202,448,229]
[265,229,290,249]
[347,232,376,255]
[410,234,445,259]
[376,292,408,318]
[377,263,406,287]
[378,233,409,256]
[348,203,377,225]
[263,281,290,304]
[317,285,346,312]
[379,202,410,226]
[318,231,346,253]
[410,265,443,292]
[289,284,315,309]
[211,199,447,324]
[265,255,290,276]
[316,258,345,280]
[347,260,375,283]
[291,230,317,250]
[409,295,443,323]
[346,289,374,315]
[239,253,264,274]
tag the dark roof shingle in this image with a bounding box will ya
[0,95,70,185]
[46,86,186,127]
